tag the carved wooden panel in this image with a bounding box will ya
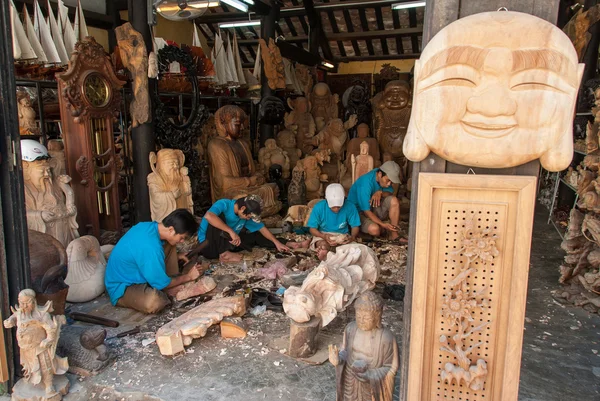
[407,173,536,401]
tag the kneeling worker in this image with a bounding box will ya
[306,183,360,260]
[105,209,202,314]
[197,195,308,262]
[347,161,403,241]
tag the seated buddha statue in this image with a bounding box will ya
[207,105,281,216]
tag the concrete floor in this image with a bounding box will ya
[8,204,600,401]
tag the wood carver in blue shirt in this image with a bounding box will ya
[105,209,202,314]
[196,194,310,263]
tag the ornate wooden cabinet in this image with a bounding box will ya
[56,37,125,237]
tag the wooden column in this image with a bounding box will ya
[259,0,279,147]
[128,0,155,222]
[399,2,560,400]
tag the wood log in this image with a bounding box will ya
[156,296,246,356]
[289,316,321,358]
[166,276,217,301]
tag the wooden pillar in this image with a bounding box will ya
[128,0,155,222]
[399,2,560,400]
[259,1,279,147]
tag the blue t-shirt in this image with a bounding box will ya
[104,222,172,305]
[197,199,265,242]
[306,199,361,234]
[347,168,394,212]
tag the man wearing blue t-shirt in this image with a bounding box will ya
[306,184,360,259]
[347,161,402,241]
[197,195,306,262]
[105,209,201,314]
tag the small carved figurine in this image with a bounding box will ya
[258,139,290,179]
[18,92,38,135]
[314,116,358,157]
[283,244,379,327]
[285,96,317,155]
[288,165,307,207]
[295,64,314,96]
[116,22,150,128]
[310,83,339,132]
[564,167,580,188]
[65,236,106,303]
[329,291,399,401]
[4,289,69,399]
[22,140,79,248]
[297,149,330,200]
[259,38,285,90]
[148,149,193,222]
[352,141,374,184]
[344,80,371,139]
[586,121,600,155]
[207,105,281,216]
[372,80,411,160]
[277,127,302,168]
[47,140,66,176]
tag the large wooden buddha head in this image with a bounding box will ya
[215,105,247,140]
[404,11,584,171]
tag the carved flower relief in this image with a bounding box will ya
[441,290,479,325]
[459,219,500,262]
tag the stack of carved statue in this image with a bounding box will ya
[554,208,600,314]
[312,116,357,182]
[285,97,316,156]
[372,80,411,163]
[207,105,281,216]
[310,83,339,132]
[23,157,79,248]
[4,290,70,400]
[148,149,193,222]
[344,80,372,139]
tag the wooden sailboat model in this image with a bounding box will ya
[46,0,70,64]
[225,33,239,86]
[232,34,246,86]
[10,0,37,61]
[73,0,89,41]
[34,0,62,64]
[213,32,228,86]
[23,5,47,63]
[59,0,77,57]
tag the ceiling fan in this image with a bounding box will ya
[153,0,219,21]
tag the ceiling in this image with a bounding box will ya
[194,0,425,66]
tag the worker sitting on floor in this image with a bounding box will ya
[347,161,403,241]
[105,209,202,314]
[197,194,310,263]
[306,183,361,260]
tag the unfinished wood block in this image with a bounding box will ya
[289,316,321,358]
[220,317,248,339]
[156,296,246,356]
[166,276,217,301]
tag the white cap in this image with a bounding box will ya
[20,139,48,162]
[325,184,345,208]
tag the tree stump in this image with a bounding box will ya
[289,316,321,358]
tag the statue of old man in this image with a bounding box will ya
[21,139,79,248]
[148,148,193,222]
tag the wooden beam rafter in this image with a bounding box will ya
[358,8,375,56]
[342,9,361,56]
[323,0,346,58]
[374,7,389,55]
[392,8,404,54]
[408,8,420,53]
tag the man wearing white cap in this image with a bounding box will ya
[347,161,402,241]
[306,183,361,260]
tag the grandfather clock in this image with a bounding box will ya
[56,37,126,238]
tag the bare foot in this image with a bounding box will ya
[219,251,243,263]
[317,247,329,261]
[388,231,400,241]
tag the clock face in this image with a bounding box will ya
[83,73,110,108]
